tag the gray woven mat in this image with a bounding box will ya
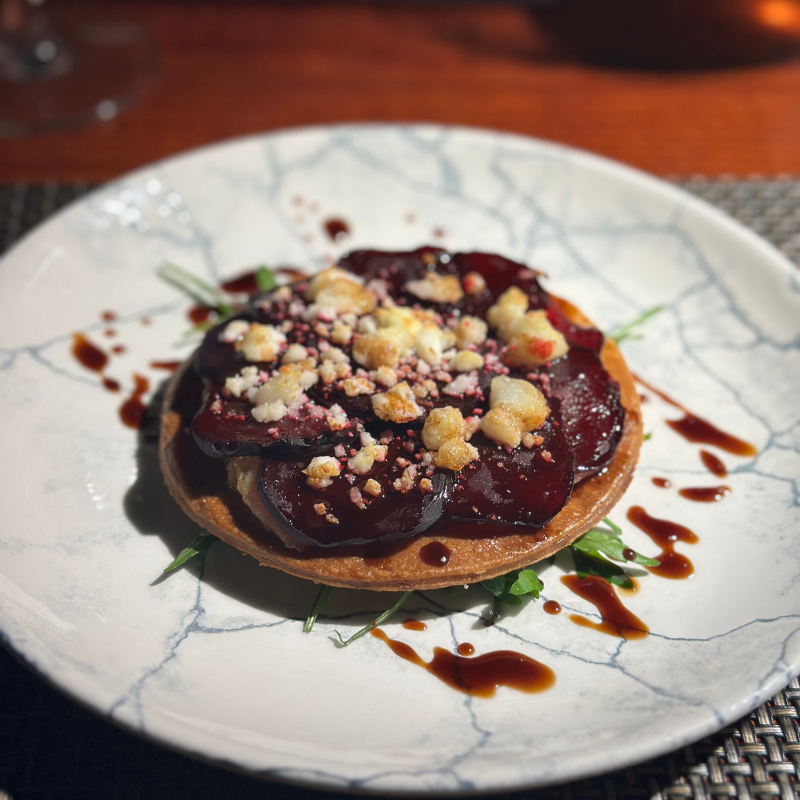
[0,180,797,800]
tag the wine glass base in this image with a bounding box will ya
[0,18,158,137]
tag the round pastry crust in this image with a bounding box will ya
[159,296,642,590]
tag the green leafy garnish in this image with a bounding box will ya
[568,518,659,589]
[608,305,665,344]
[304,584,332,633]
[162,531,216,573]
[255,266,278,292]
[482,568,544,623]
[572,528,659,567]
[643,432,652,441]
[334,591,413,646]
[572,550,634,589]
[157,262,235,317]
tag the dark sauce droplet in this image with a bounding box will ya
[652,477,672,488]
[119,374,150,429]
[220,271,259,295]
[324,218,350,243]
[101,310,117,322]
[419,541,451,567]
[104,328,116,338]
[72,333,108,373]
[627,506,697,580]
[150,360,181,372]
[561,575,649,640]
[141,317,151,326]
[622,547,637,561]
[102,377,120,392]
[679,486,731,502]
[700,449,728,477]
[276,267,309,282]
[112,344,126,355]
[402,619,427,632]
[667,416,757,457]
[371,629,555,697]
[543,600,561,615]
[457,642,475,656]
[188,306,215,326]
[634,374,757,456]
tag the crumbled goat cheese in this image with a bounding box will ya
[442,372,479,397]
[219,319,251,343]
[352,328,408,369]
[343,377,375,397]
[462,271,487,295]
[434,438,479,471]
[371,381,423,424]
[224,365,260,398]
[302,456,342,489]
[321,346,349,364]
[422,406,465,451]
[415,325,456,367]
[392,466,417,493]
[281,343,309,364]
[454,316,488,349]
[325,404,349,431]
[450,350,484,373]
[330,321,353,345]
[481,375,550,448]
[500,310,569,369]
[404,272,464,304]
[238,323,286,363]
[486,286,528,333]
[347,441,388,474]
[372,365,398,387]
[363,478,383,497]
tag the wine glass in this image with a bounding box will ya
[0,0,158,136]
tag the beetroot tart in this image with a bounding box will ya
[160,247,642,590]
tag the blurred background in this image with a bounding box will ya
[2,2,800,800]
[3,0,800,179]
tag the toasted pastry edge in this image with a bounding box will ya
[159,295,642,590]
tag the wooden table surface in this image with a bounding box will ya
[4,0,800,182]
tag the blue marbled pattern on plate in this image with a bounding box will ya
[0,125,798,793]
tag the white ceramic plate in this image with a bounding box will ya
[1,125,799,794]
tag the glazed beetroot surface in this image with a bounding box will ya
[190,248,624,548]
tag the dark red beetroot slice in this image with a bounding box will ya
[341,248,550,320]
[546,301,604,353]
[308,368,492,425]
[256,443,451,548]
[544,347,624,475]
[442,415,573,527]
[192,389,358,458]
[341,247,452,297]
[449,252,549,319]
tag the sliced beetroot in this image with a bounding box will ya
[341,248,550,320]
[545,347,623,475]
[256,443,451,548]
[191,389,357,459]
[442,416,573,527]
[194,317,253,385]
[450,252,549,318]
[546,301,604,353]
[340,247,451,298]
[307,367,492,426]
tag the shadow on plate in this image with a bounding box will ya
[123,383,510,631]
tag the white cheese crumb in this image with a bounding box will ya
[219,319,251,343]
[371,381,423,424]
[302,456,342,489]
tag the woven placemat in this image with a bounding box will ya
[0,180,798,800]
